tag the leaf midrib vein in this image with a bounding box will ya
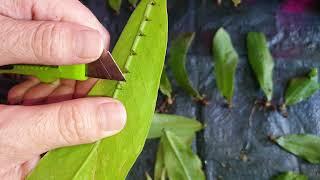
[71,141,101,179]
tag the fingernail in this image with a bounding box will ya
[98,101,127,132]
[73,30,103,60]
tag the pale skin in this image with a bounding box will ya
[0,0,127,179]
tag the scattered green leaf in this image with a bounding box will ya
[161,130,206,180]
[213,28,238,106]
[28,0,168,179]
[285,68,319,106]
[160,67,173,103]
[272,171,308,180]
[168,32,203,100]
[154,142,166,180]
[247,32,274,102]
[129,0,139,7]
[232,0,241,6]
[146,172,153,180]
[148,113,203,141]
[108,0,122,13]
[276,134,320,164]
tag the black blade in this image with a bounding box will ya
[87,50,125,81]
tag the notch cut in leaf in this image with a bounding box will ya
[284,68,319,106]
[276,134,320,164]
[27,0,168,179]
[213,28,238,106]
[168,32,203,100]
[247,32,274,102]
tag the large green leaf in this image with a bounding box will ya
[272,172,308,180]
[148,113,202,140]
[161,130,205,180]
[159,67,173,102]
[247,32,274,102]
[213,28,238,106]
[108,0,122,13]
[168,32,203,100]
[27,0,168,179]
[285,68,319,106]
[276,134,320,164]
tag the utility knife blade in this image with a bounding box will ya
[87,50,125,81]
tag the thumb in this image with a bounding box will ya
[0,15,106,66]
[0,98,126,163]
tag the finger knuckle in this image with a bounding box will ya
[32,22,69,63]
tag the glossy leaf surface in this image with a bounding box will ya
[247,32,274,101]
[272,172,308,180]
[276,134,320,164]
[108,0,122,13]
[168,32,202,100]
[159,67,173,101]
[28,0,168,179]
[213,28,238,105]
[161,130,205,180]
[148,113,202,140]
[285,68,319,106]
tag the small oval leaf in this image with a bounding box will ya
[168,32,203,100]
[108,0,122,13]
[161,130,206,180]
[213,28,239,105]
[285,68,319,106]
[145,172,153,180]
[276,134,320,164]
[272,172,308,180]
[247,32,274,102]
[129,0,139,7]
[148,113,203,140]
[232,0,241,6]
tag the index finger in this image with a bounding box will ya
[5,0,110,49]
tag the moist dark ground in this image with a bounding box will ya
[1,0,320,179]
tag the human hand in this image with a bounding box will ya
[0,0,126,179]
